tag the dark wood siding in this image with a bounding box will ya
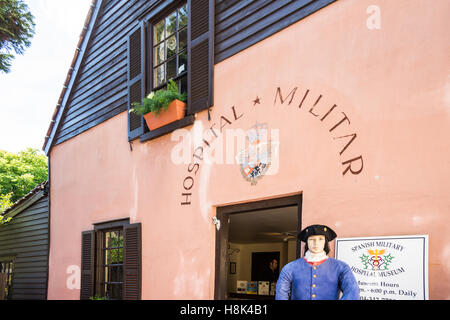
[0,195,49,300]
[214,0,336,63]
[53,0,170,146]
[52,0,336,146]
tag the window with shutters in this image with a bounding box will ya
[80,220,141,300]
[127,0,213,142]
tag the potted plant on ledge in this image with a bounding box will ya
[130,79,187,131]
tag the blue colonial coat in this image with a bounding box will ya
[275,257,360,300]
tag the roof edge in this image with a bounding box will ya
[1,180,48,218]
[42,0,103,155]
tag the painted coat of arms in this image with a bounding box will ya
[236,123,273,185]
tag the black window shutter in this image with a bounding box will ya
[123,223,142,300]
[127,22,145,140]
[80,230,95,300]
[187,0,214,115]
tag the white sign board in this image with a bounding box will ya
[335,235,428,300]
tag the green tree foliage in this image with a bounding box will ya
[0,193,13,224]
[0,148,47,205]
[0,192,13,212]
[0,0,35,73]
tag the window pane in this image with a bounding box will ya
[154,19,164,44]
[167,58,176,80]
[111,231,119,247]
[167,35,176,59]
[119,265,124,282]
[154,42,165,65]
[179,28,187,51]
[106,284,122,300]
[105,232,111,248]
[154,64,166,88]
[115,284,123,300]
[117,231,124,250]
[166,11,177,37]
[105,249,110,264]
[118,248,124,264]
[104,266,109,283]
[110,266,121,282]
[179,4,187,28]
[178,50,187,75]
[180,76,187,95]
[113,249,120,263]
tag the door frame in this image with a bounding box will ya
[214,194,302,299]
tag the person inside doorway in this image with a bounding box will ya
[261,258,279,282]
[275,224,360,300]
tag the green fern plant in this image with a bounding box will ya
[130,79,186,117]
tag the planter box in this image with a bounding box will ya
[143,99,186,131]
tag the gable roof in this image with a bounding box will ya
[1,180,48,218]
[42,0,103,155]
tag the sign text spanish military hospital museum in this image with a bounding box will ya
[335,235,429,300]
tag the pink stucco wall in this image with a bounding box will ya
[47,0,450,299]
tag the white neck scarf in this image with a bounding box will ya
[304,250,328,263]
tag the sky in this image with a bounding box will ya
[0,0,92,154]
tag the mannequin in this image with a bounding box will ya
[275,224,360,300]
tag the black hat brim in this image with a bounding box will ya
[298,224,337,242]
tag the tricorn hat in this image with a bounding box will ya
[298,224,337,242]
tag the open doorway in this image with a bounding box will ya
[214,194,302,300]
